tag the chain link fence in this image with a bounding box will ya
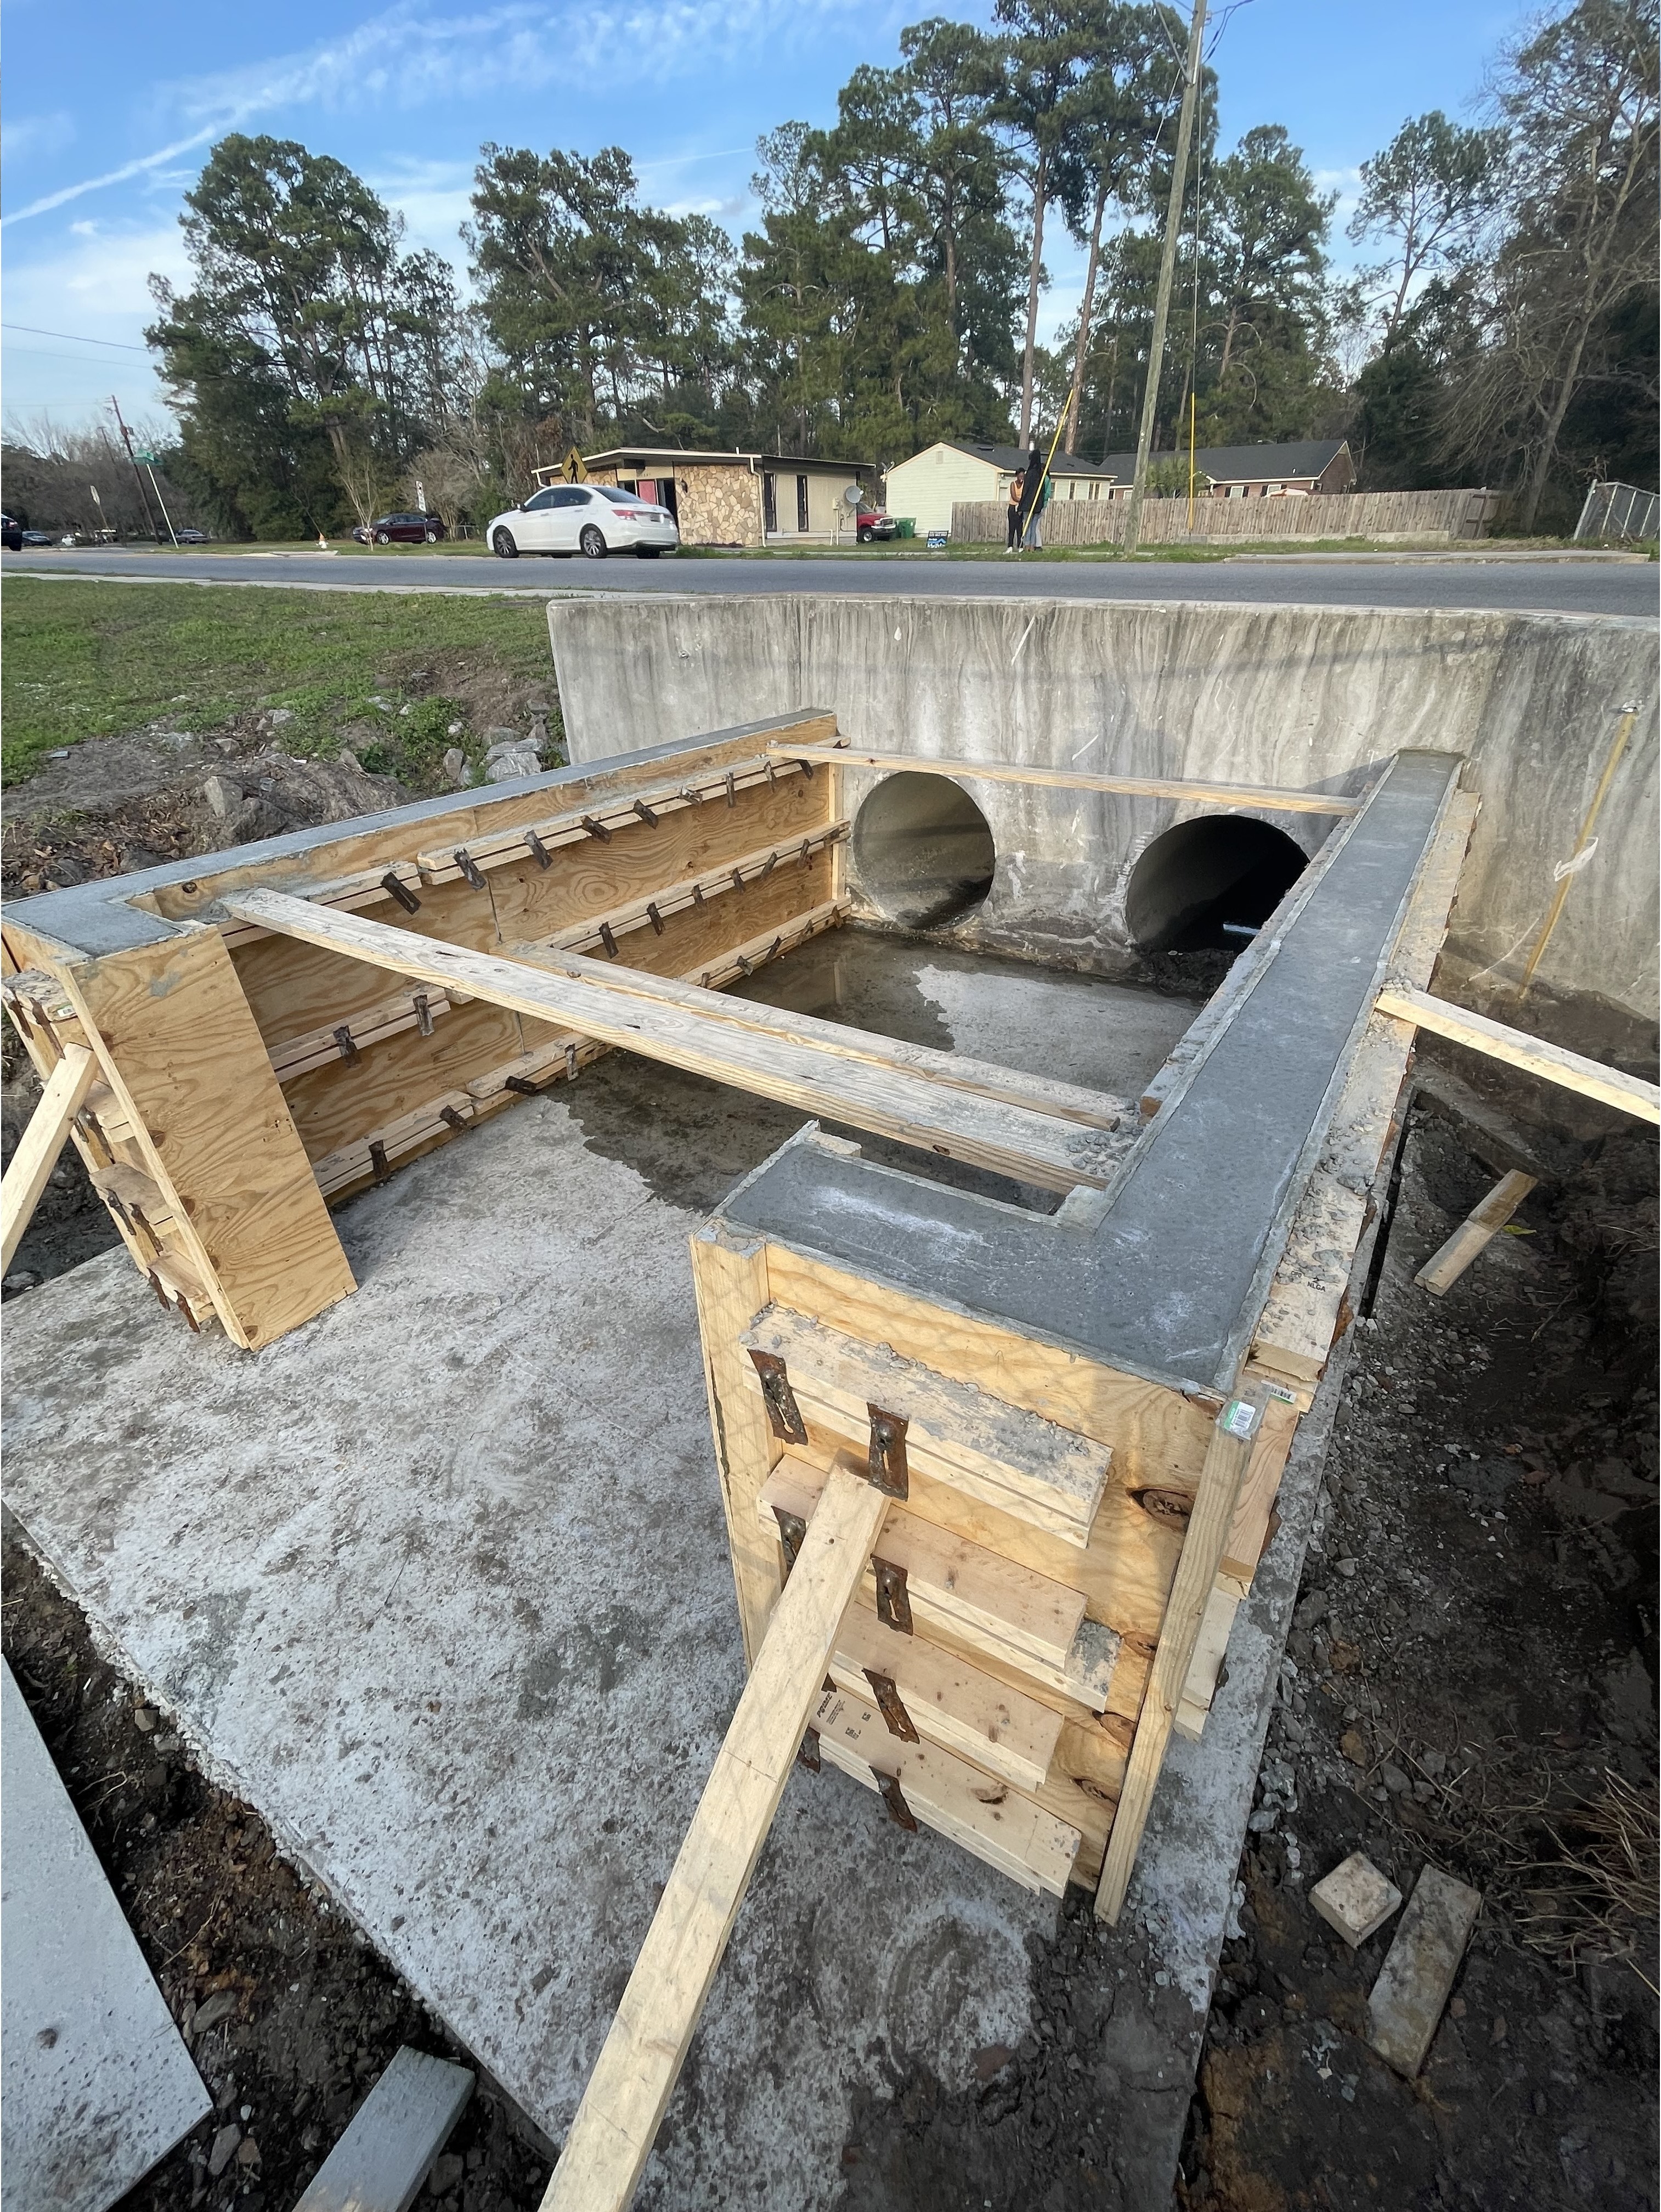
[1574,481,1659,542]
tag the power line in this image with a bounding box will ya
[2,322,152,351]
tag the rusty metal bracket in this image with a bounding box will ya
[794,755,814,779]
[581,814,612,843]
[724,771,737,808]
[381,871,421,913]
[453,848,487,891]
[876,1771,918,1832]
[748,1349,808,1444]
[692,882,706,909]
[598,921,620,959]
[646,901,665,936]
[730,868,747,895]
[864,1669,920,1742]
[563,1042,579,1081]
[798,1728,821,1772]
[504,1075,540,1097]
[413,991,433,1037]
[439,1105,470,1136]
[867,1406,909,1499]
[334,1025,359,1065]
[525,829,553,870]
[771,1503,807,1579]
[798,837,813,869]
[632,798,659,827]
[764,758,778,787]
[872,1556,913,1635]
[369,1139,391,1184]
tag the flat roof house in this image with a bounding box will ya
[544,449,877,548]
[884,436,1355,534]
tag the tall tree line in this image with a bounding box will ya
[139,0,1655,540]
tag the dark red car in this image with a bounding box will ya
[856,506,897,544]
[353,511,444,545]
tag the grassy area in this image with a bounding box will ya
[1,578,559,782]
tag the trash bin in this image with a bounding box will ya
[894,517,916,539]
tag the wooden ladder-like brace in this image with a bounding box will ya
[1,1044,98,1273]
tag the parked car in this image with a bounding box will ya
[488,482,679,560]
[352,511,445,545]
[1,513,21,551]
[855,505,897,544]
[174,527,210,544]
[19,529,56,546]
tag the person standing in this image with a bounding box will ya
[1005,471,1025,552]
[1023,464,1052,551]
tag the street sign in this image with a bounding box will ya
[134,450,160,465]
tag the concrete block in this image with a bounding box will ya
[1,1663,212,2212]
[1366,1864,1482,2075]
[1310,1852,1402,1946]
[293,2046,472,2212]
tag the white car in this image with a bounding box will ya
[488,482,679,560]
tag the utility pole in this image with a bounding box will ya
[110,394,161,543]
[1123,0,1206,555]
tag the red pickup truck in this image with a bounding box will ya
[856,506,897,544]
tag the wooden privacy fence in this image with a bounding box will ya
[950,488,1499,547]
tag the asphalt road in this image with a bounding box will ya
[4,543,1656,617]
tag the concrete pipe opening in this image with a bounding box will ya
[852,771,996,930]
[1126,816,1308,953]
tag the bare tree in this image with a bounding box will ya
[1445,0,1658,530]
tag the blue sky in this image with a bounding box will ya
[3,0,1538,436]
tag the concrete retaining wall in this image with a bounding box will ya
[548,594,1658,1048]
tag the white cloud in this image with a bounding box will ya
[3,110,78,162]
[5,0,869,227]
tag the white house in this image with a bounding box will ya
[883,441,1121,536]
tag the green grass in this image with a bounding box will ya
[1,578,558,782]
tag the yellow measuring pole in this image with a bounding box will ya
[1518,704,1639,999]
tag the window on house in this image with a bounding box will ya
[762,474,777,532]
[796,475,810,531]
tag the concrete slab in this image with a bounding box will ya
[5,935,1195,2209]
[1,1662,212,2211]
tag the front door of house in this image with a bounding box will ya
[762,474,777,533]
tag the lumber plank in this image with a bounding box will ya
[540,1459,887,2212]
[294,2046,473,2212]
[222,890,1126,1192]
[1415,1170,1538,1296]
[690,1226,783,1669]
[52,930,355,1348]
[268,984,454,1085]
[522,823,847,958]
[1,1043,97,1270]
[515,943,1129,1136]
[827,1605,1063,1793]
[1375,986,1660,1124]
[760,1453,1121,1709]
[1251,1175,1369,1384]
[1173,1584,1241,1743]
[738,1304,1113,1546]
[1095,1395,1263,1923]
[810,1682,1083,1897]
[767,742,1361,816]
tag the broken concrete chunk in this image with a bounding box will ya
[200,772,243,819]
[1365,1863,1482,2075]
[208,2122,242,2177]
[1310,1852,1402,1947]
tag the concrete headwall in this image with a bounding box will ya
[548,594,1658,1048]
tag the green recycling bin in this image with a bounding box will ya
[894,517,916,538]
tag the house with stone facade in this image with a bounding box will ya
[541,449,878,548]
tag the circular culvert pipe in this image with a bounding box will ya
[851,772,996,930]
[1125,815,1309,952]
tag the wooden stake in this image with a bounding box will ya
[540,1460,888,2212]
[1,1043,97,1271]
[1415,1170,1538,1296]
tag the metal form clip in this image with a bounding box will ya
[598,921,620,959]
[876,1771,918,1832]
[758,851,777,882]
[749,1348,808,1444]
[563,1042,579,1081]
[798,837,813,870]
[632,798,659,827]
[413,991,433,1037]
[334,1025,359,1065]
[526,829,552,870]
[872,1556,913,1635]
[680,785,705,806]
[369,1139,391,1184]
[504,1075,540,1097]
[864,1669,919,1742]
[453,848,487,891]
[691,883,706,909]
[581,814,612,843]
[646,901,665,936]
[771,1503,807,1579]
[439,1105,470,1135]
[724,771,737,808]
[731,868,747,895]
[867,1405,908,1498]
[794,755,814,780]
[798,1728,821,1772]
[381,871,422,913]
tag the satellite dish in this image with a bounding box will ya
[843,483,863,506]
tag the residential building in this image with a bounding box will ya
[545,449,877,547]
[883,436,1355,534]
